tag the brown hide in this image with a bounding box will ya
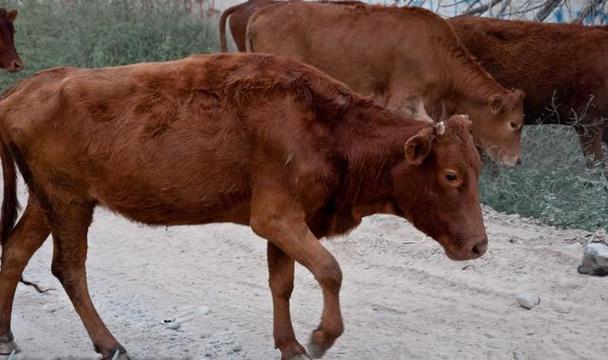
[219,0,364,52]
[247,2,525,165]
[0,53,486,358]
[0,9,23,72]
[451,15,608,163]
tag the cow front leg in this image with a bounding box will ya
[252,186,343,359]
[268,242,309,360]
[0,198,50,354]
[48,202,128,360]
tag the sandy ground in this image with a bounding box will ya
[0,183,604,360]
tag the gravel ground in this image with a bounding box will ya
[3,185,607,360]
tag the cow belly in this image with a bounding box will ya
[96,189,253,226]
[84,147,253,226]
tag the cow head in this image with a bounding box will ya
[391,115,487,260]
[461,89,524,166]
[0,9,24,72]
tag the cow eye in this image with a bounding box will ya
[510,121,518,130]
[445,171,458,182]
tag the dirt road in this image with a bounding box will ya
[5,186,608,359]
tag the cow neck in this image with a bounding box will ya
[333,101,423,216]
[444,49,509,110]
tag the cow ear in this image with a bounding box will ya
[7,10,17,22]
[404,128,434,166]
[489,94,503,114]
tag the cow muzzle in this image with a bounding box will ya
[444,237,488,261]
[4,58,24,72]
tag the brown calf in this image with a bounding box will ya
[246,2,525,166]
[0,9,23,72]
[0,53,486,359]
[451,16,608,164]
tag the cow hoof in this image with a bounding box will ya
[0,336,20,355]
[280,344,310,360]
[306,341,326,359]
[101,349,130,360]
[285,354,311,360]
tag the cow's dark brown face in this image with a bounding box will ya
[0,9,24,72]
[464,89,525,166]
[391,115,487,261]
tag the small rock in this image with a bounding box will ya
[578,242,608,276]
[516,292,540,310]
[42,303,62,313]
[198,305,210,315]
[166,322,181,330]
[163,319,181,330]
[513,351,526,360]
[552,303,572,314]
[591,229,608,243]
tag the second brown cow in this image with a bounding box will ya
[245,2,525,165]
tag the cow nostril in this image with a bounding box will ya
[12,61,23,71]
[516,158,522,166]
[471,239,488,257]
[471,244,481,256]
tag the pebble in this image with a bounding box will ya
[513,351,526,360]
[166,321,181,330]
[516,292,540,310]
[198,305,210,315]
[42,303,62,314]
[577,242,608,276]
[163,319,181,330]
[552,303,572,314]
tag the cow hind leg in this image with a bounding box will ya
[0,197,50,354]
[48,202,129,360]
[267,242,310,360]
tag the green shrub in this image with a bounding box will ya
[480,124,608,231]
[0,0,218,90]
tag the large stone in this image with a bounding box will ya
[578,242,608,276]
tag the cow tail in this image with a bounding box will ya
[0,136,18,249]
[246,16,256,53]
[0,130,49,293]
[219,3,242,52]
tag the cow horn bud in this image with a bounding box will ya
[434,121,446,135]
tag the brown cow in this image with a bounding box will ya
[450,16,608,164]
[246,2,525,166]
[0,53,486,359]
[219,0,364,52]
[0,9,23,72]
